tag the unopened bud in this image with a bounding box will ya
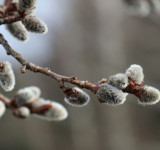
[138,85,160,105]
[18,0,37,15]
[13,107,30,118]
[108,73,129,90]
[23,16,48,34]
[64,87,90,107]
[96,83,128,106]
[14,86,41,106]
[125,64,144,84]
[0,61,15,91]
[6,21,29,41]
[32,99,68,121]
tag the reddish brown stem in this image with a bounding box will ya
[0,33,97,93]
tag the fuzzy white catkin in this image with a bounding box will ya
[15,86,41,106]
[27,86,41,99]
[125,64,144,84]
[6,21,29,41]
[138,85,160,105]
[96,83,128,106]
[23,16,48,34]
[64,87,90,107]
[18,0,37,15]
[15,107,30,118]
[32,98,68,121]
[108,73,129,90]
[0,101,6,118]
[124,0,151,17]
[0,61,15,91]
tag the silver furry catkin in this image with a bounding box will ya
[0,101,6,118]
[14,86,41,106]
[138,85,160,105]
[14,107,30,118]
[64,87,90,107]
[18,0,37,15]
[0,61,15,91]
[32,98,68,121]
[125,64,144,84]
[23,16,48,34]
[108,73,129,90]
[27,86,41,99]
[96,83,128,106]
[6,21,29,41]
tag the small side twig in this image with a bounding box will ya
[0,93,11,107]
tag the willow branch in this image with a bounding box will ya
[0,1,97,95]
[0,33,97,93]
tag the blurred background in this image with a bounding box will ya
[1,0,160,150]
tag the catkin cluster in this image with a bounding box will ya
[0,61,68,121]
[62,64,160,107]
[6,0,48,41]
[123,0,160,17]
[96,64,160,106]
[12,86,68,121]
[10,86,68,121]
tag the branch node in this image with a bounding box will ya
[21,65,26,73]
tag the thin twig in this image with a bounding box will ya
[0,34,97,93]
